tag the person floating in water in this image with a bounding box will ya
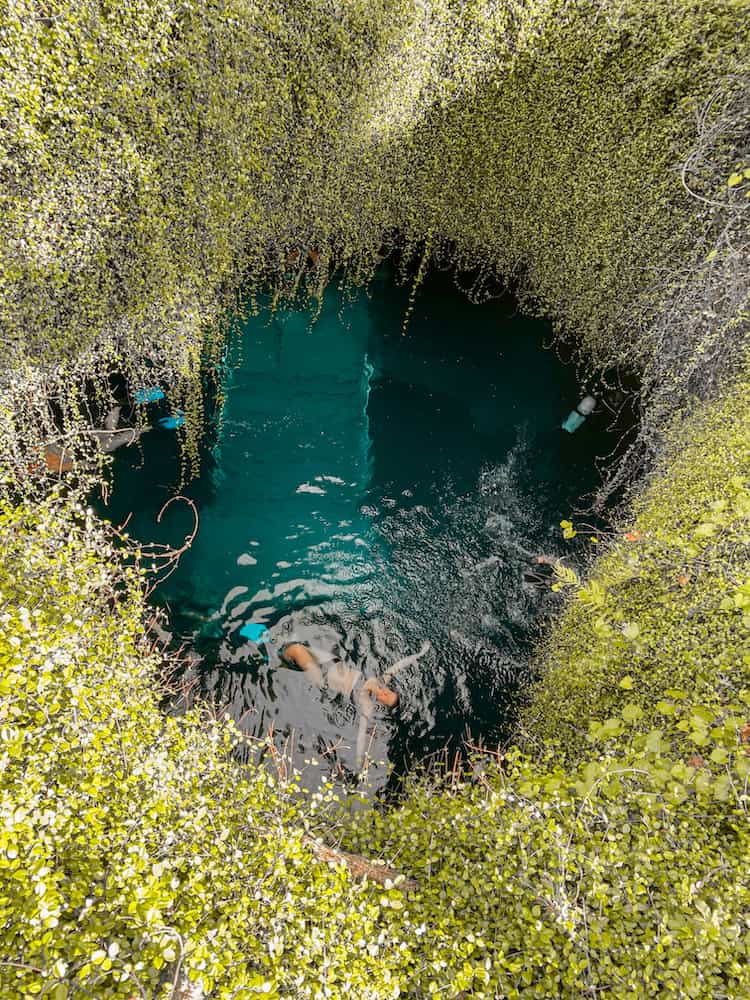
[278,640,431,768]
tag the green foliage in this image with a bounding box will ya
[0,496,408,999]
[3,494,750,998]
[340,739,750,998]
[1,1,748,493]
[3,3,750,996]
[527,377,750,761]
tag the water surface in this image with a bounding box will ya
[104,271,614,786]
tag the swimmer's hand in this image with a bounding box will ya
[382,641,431,683]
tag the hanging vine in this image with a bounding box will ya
[0,0,748,500]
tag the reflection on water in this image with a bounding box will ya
[103,271,615,789]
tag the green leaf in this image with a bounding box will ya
[622,703,643,722]
[552,562,579,587]
[645,730,665,753]
[655,700,676,716]
[712,775,732,801]
[694,522,717,538]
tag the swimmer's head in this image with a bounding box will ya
[371,682,399,709]
[279,642,320,673]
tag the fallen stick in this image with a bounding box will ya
[303,836,418,891]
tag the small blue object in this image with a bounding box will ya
[562,410,586,434]
[159,411,185,430]
[239,623,270,643]
[134,387,165,404]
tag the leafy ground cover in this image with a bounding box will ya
[0,497,407,999]
[2,416,750,996]
[526,376,750,761]
[2,1,750,996]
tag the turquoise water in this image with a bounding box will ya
[103,271,616,786]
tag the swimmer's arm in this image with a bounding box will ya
[382,640,431,685]
[357,681,377,717]
[355,712,368,770]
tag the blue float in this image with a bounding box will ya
[158,411,185,430]
[133,387,165,404]
[239,623,271,643]
[562,410,586,433]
